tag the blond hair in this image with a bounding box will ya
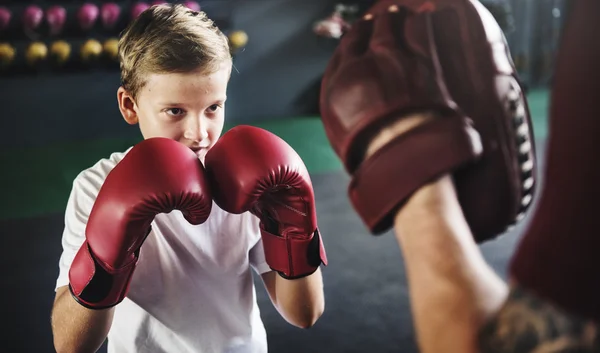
[118,4,231,99]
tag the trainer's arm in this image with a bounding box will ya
[391,174,600,353]
[390,174,600,353]
[51,285,114,353]
[392,175,508,353]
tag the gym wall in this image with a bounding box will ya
[0,0,341,149]
[504,0,567,87]
[0,0,565,151]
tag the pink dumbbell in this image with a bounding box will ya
[78,3,100,31]
[131,2,150,19]
[101,3,121,30]
[0,7,11,32]
[23,5,44,32]
[183,1,201,11]
[46,5,67,36]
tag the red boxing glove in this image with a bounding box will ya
[68,138,212,309]
[205,126,328,279]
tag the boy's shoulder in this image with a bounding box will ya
[72,147,133,193]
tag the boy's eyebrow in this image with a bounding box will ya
[157,101,185,106]
[210,96,228,103]
[157,97,228,106]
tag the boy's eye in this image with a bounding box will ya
[167,108,185,116]
[208,104,220,112]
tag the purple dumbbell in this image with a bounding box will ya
[23,5,44,32]
[131,2,150,20]
[183,1,201,11]
[101,3,121,30]
[46,5,67,36]
[0,7,11,32]
[78,3,100,31]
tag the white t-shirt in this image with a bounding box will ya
[55,148,272,353]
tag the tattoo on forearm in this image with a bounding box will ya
[477,285,600,353]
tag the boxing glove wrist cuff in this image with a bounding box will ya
[69,241,138,310]
[349,117,482,234]
[260,228,327,279]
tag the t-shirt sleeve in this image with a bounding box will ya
[54,170,103,291]
[247,216,271,275]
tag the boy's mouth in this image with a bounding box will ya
[189,146,207,157]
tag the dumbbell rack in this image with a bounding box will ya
[0,1,235,76]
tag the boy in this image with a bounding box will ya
[51,4,326,353]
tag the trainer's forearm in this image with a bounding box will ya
[51,286,115,353]
[393,176,508,353]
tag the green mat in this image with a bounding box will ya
[0,89,550,221]
[526,89,550,139]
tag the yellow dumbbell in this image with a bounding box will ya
[50,40,71,66]
[103,38,119,62]
[26,41,48,67]
[228,30,248,53]
[0,42,16,69]
[80,39,103,63]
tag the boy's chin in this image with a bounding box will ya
[197,150,207,163]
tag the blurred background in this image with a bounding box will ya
[0,0,567,352]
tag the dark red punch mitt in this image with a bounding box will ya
[320,0,536,242]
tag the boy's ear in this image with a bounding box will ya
[117,86,139,125]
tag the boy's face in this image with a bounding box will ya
[118,63,231,162]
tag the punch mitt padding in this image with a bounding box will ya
[320,0,536,242]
